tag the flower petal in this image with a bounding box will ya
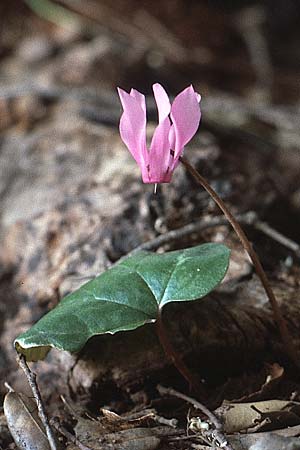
[152,83,171,123]
[146,116,171,183]
[170,85,201,156]
[117,87,147,166]
[130,88,146,113]
[168,126,176,150]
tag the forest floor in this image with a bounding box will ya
[0,1,300,449]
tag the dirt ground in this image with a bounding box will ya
[0,1,300,449]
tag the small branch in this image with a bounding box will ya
[150,413,178,428]
[158,385,233,450]
[156,308,204,396]
[158,385,221,430]
[123,409,178,428]
[180,156,300,370]
[51,417,92,450]
[254,220,300,257]
[16,354,58,450]
[127,212,255,255]
[120,211,299,265]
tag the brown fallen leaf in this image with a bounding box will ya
[3,390,51,450]
[75,417,161,450]
[97,428,161,450]
[215,400,300,433]
[72,405,181,450]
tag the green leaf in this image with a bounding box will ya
[15,243,230,361]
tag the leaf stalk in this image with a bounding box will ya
[156,307,203,395]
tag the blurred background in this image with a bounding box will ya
[0,2,300,318]
[1,0,300,260]
[1,0,300,98]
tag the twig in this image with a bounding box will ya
[158,385,233,450]
[180,155,300,370]
[127,212,255,255]
[51,417,92,450]
[158,385,222,431]
[16,354,58,450]
[124,409,178,428]
[150,413,178,428]
[122,210,299,263]
[254,220,300,257]
[116,209,300,265]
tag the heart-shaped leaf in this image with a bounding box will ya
[15,243,230,361]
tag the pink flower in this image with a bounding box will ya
[117,84,201,184]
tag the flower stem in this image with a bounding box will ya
[180,155,300,369]
[156,307,203,395]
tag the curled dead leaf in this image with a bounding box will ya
[74,412,163,450]
[3,391,51,450]
[215,400,300,433]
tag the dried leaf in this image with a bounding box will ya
[97,428,161,450]
[215,400,300,433]
[75,416,161,450]
[3,391,50,450]
[101,408,123,423]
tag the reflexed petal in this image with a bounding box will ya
[130,88,146,113]
[147,116,171,182]
[153,83,171,123]
[170,85,201,156]
[168,126,176,150]
[118,88,145,121]
[117,87,147,166]
[119,113,147,167]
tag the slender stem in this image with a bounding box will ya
[16,354,58,450]
[156,308,203,395]
[180,155,300,369]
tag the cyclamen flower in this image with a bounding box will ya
[117,84,201,184]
